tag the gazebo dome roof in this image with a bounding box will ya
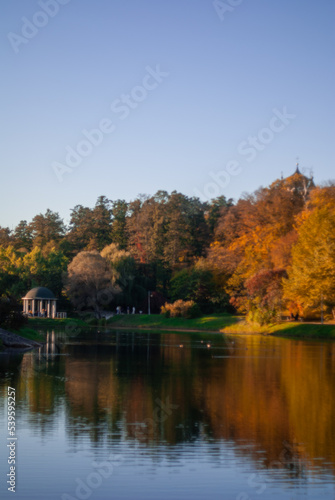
[23,287,56,300]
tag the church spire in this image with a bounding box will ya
[295,156,301,175]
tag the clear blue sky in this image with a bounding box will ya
[1,0,334,229]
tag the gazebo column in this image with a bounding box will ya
[31,300,35,316]
[47,301,51,318]
[39,301,43,316]
[52,300,56,319]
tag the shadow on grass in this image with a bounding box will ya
[107,313,240,332]
[222,320,335,339]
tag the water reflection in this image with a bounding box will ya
[1,330,335,494]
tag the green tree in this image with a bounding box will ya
[126,194,164,264]
[12,220,33,251]
[111,199,129,249]
[91,196,113,250]
[22,247,69,297]
[67,197,113,252]
[66,205,94,252]
[29,209,66,248]
[0,245,68,299]
[0,246,23,297]
[126,191,208,268]
[0,226,12,247]
[162,192,208,267]
[170,265,227,313]
[206,195,233,235]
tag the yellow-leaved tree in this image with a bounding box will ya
[283,186,335,319]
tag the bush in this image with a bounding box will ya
[162,308,171,318]
[0,296,28,331]
[161,299,200,318]
[186,302,202,319]
[247,307,280,327]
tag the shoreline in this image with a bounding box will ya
[2,317,335,348]
[0,328,43,350]
[221,320,335,339]
[25,315,335,340]
[28,314,239,333]
[105,325,223,334]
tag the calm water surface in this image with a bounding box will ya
[0,329,335,499]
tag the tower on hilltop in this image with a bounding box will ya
[282,160,315,201]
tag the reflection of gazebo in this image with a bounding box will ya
[22,287,57,318]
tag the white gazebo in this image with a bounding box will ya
[22,287,58,318]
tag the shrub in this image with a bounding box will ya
[246,305,283,326]
[161,299,200,318]
[0,296,28,331]
[186,302,202,319]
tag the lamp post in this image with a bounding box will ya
[148,291,151,315]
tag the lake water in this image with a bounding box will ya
[1,329,335,499]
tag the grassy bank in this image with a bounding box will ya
[11,327,45,343]
[106,313,239,332]
[28,313,240,333]
[222,320,335,339]
[25,315,335,339]
[0,326,45,349]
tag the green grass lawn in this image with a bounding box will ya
[269,322,335,338]
[107,313,239,331]
[9,327,45,343]
[25,314,335,339]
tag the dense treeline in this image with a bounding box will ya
[1,170,334,322]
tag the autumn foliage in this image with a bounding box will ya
[1,172,334,323]
[161,300,201,318]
